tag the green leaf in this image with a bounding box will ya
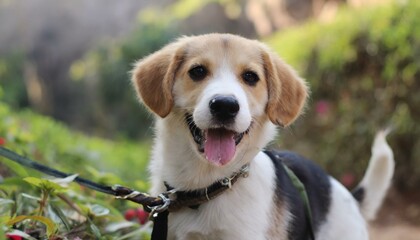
[21,193,41,201]
[0,198,14,206]
[0,198,14,216]
[105,221,136,232]
[49,203,71,231]
[1,215,10,226]
[0,157,29,177]
[50,174,78,186]
[89,204,110,217]
[23,177,45,187]
[7,215,57,237]
[87,217,102,238]
[23,177,66,193]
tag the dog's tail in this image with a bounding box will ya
[352,129,395,221]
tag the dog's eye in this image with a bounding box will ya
[188,65,208,81]
[242,71,259,86]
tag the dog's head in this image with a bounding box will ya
[132,34,308,167]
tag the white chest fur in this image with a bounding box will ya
[165,152,282,240]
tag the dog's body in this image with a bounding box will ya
[131,34,394,240]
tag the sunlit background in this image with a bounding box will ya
[0,0,419,239]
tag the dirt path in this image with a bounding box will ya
[368,190,420,240]
[370,224,420,240]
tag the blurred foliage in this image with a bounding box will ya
[68,22,177,139]
[266,0,420,191]
[0,99,150,187]
[0,51,28,109]
[140,0,242,25]
[0,90,152,238]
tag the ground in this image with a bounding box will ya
[369,189,420,240]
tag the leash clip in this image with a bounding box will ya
[150,189,177,217]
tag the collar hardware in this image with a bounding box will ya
[162,163,250,212]
[150,193,171,217]
[219,164,250,188]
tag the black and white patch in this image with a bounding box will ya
[264,150,332,240]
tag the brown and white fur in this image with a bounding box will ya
[131,33,394,240]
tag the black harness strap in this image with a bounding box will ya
[282,164,315,240]
[151,210,169,240]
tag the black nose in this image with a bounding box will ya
[209,95,240,122]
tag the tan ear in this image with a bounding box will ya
[131,43,184,118]
[263,52,308,127]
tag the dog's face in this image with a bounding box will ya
[132,34,307,167]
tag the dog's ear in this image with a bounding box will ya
[263,51,308,127]
[131,42,184,118]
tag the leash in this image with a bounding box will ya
[0,146,249,240]
[282,164,315,240]
[0,146,165,207]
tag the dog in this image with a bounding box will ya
[131,33,394,240]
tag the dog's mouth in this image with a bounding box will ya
[185,114,250,166]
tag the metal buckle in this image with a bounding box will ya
[149,189,178,217]
[150,193,171,217]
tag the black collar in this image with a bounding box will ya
[150,164,250,240]
[155,164,250,213]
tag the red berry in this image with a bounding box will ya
[136,208,149,225]
[124,209,137,221]
[0,137,5,146]
[6,234,23,240]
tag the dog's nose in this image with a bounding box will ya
[209,95,240,122]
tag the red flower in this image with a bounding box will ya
[0,137,5,146]
[6,234,23,240]
[315,100,331,116]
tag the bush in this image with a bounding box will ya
[0,52,27,109]
[266,0,420,191]
[0,97,153,238]
[69,22,178,139]
[0,101,150,187]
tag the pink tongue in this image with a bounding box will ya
[204,129,236,166]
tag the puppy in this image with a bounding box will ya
[131,33,394,240]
